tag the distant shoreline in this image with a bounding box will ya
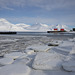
[0,32,17,34]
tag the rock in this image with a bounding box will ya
[48,41,60,46]
[48,43,59,46]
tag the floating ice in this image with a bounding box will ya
[0,58,14,65]
[62,60,75,72]
[25,49,34,54]
[4,52,27,59]
[0,64,31,75]
[55,47,70,52]
[59,41,74,47]
[0,39,18,42]
[13,57,31,64]
[32,52,65,70]
[26,45,50,52]
[70,46,75,54]
[68,38,75,42]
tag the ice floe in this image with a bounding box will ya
[4,52,27,59]
[0,64,31,75]
[62,60,75,72]
[26,45,50,52]
[25,49,34,54]
[70,46,75,54]
[59,41,74,47]
[68,38,75,42]
[13,57,31,64]
[32,52,65,70]
[55,47,71,53]
[0,58,14,65]
[0,39,18,42]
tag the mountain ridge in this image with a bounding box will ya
[0,18,70,32]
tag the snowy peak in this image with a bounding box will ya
[16,23,30,28]
[0,18,13,31]
[27,23,50,31]
[0,18,8,22]
[0,18,70,32]
[35,23,48,27]
[0,18,25,31]
[0,18,13,25]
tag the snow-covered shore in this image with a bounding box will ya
[0,35,75,75]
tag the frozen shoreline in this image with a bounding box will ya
[0,35,75,75]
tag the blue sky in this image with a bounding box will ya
[0,0,75,28]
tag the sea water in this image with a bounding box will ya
[16,32,75,38]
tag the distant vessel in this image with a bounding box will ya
[47,31,66,33]
[0,32,17,34]
[47,28,66,33]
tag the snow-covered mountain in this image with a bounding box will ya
[0,18,29,31]
[26,23,50,32]
[16,23,30,29]
[0,18,70,32]
[0,18,13,31]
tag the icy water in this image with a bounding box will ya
[0,32,75,56]
[11,32,75,38]
[17,32,75,36]
[0,32,75,75]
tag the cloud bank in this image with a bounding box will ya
[0,0,75,10]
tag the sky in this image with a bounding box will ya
[0,0,75,28]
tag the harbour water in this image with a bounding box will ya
[0,32,75,38]
[16,32,75,38]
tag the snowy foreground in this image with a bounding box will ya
[0,35,75,75]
